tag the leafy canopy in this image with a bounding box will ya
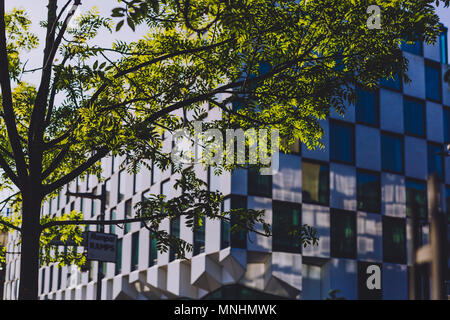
[0,0,447,267]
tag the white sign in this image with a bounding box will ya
[86,231,117,263]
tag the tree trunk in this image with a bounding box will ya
[18,193,42,300]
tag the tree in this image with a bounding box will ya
[0,0,447,300]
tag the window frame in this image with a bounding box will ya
[355,87,380,128]
[301,159,330,207]
[356,169,381,214]
[329,119,356,165]
[403,95,426,138]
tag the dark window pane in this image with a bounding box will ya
[110,209,116,235]
[382,216,406,264]
[124,200,132,233]
[248,167,272,197]
[302,161,329,206]
[406,180,427,221]
[118,170,126,202]
[330,121,354,164]
[193,219,206,256]
[427,144,444,181]
[91,187,97,217]
[272,201,301,253]
[356,88,378,126]
[425,62,441,102]
[446,187,450,224]
[357,171,380,213]
[381,134,403,173]
[403,98,425,137]
[440,28,448,64]
[444,108,450,143]
[105,180,111,206]
[380,74,401,91]
[169,217,180,261]
[115,239,122,275]
[331,210,356,259]
[149,232,158,267]
[131,232,139,271]
[401,40,422,56]
[221,196,247,249]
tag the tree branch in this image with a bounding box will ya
[0,218,21,233]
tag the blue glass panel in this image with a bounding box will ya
[405,180,427,221]
[330,122,354,164]
[357,171,380,213]
[381,134,403,173]
[425,63,441,102]
[380,74,401,91]
[356,88,378,126]
[440,28,448,64]
[403,98,425,137]
[401,40,422,56]
[427,144,444,181]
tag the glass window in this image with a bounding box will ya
[381,133,403,174]
[330,210,356,259]
[302,161,329,206]
[401,40,423,56]
[115,239,122,275]
[272,201,301,253]
[49,266,53,292]
[57,267,62,290]
[193,218,205,256]
[124,200,132,234]
[149,232,157,267]
[403,97,425,137]
[427,143,444,181]
[380,74,401,91]
[248,167,272,197]
[440,27,448,64]
[221,196,247,249]
[445,187,450,224]
[382,216,406,264]
[110,209,116,235]
[330,121,354,164]
[40,268,45,294]
[118,170,126,203]
[91,187,97,218]
[131,232,139,271]
[169,217,180,262]
[425,61,442,102]
[357,170,380,213]
[105,180,111,206]
[444,108,450,143]
[356,88,379,126]
[406,179,427,221]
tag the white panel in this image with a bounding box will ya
[273,153,302,203]
[247,196,272,252]
[382,263,408,300]
[302,120,329,162]
[301,204,330,258]
[357,212,382,262]
[403,53,425,99]
[381,173,406,218]
[380,89,404,134]
[355,125,381,171]
[330,163,356,211]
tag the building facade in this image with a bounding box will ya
[2,28,450,300]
